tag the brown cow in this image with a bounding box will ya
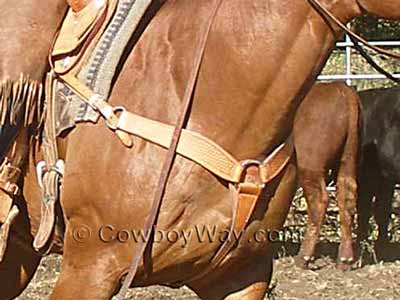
[0,1,399,300]
[293,82,361,270]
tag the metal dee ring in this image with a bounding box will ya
[240,159,262,168]
[237,159,265,188]
[105,106,126,131]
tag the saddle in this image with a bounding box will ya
[35,0,151,251]
[51,0,118,75]
[34,0,118,253]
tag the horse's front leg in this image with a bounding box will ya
[50,219,126,300]
[190,255,272,300]
[0,228,41,300]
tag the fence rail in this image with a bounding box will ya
[317,34,400,85]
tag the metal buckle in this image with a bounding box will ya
[36,161,46,189]
[237,159,265,190]
[3,182,19,196]
[105,106,126,131]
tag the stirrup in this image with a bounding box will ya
[33,160,65,253]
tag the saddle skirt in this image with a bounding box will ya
[53,0,107,56]
[52,0,153,134]
[52,0,118,75]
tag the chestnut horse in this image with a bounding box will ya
[293,82,361,269]
[0,1,399,300]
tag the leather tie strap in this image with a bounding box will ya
[0,163,21,197]
[209,163,264,270]
[0,205,19,262]
[0,131,28,262]
[58,74,134,147]
[179,144,293,285]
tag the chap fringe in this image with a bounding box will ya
[0,74,44,128]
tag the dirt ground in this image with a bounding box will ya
[15,250,400,300]
[16,191,400,300]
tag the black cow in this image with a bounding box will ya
[357,85,400,252]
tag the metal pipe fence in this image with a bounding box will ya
[317,35,400,86]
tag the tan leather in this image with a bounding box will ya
[260,141,294,183]
[33,72,62,252]
[0,130,29,222]
[0,205,19,262]
[211,166,264,269]
[0,162,21,198]
[57,69,294,287]
[0,195,12,224]
[51,0,119,75]
[60,73,133,147]
[0,130,28,263]
[68,0,92,12]
[182,156,291,285]
[52,0,106,56]
[33,198,56,253]
[59,73,294,185]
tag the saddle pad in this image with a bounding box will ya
[55,0,153,136]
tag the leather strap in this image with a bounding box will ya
[348,35,400,84]
[0,132,29,221]
[61,73,293,185]
[0,205,19,262]
[308,0,400,60]
[52,0,108,57]
[117,0,224,297]
[0,130,28,262]
[209,164,264,270]
[177,142,293,285]
[58,74,133,147]
[0,163,21,197]
[33,72,62,253]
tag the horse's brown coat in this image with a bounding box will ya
[0,0,399,300]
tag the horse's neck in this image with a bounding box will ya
[68,0,91,12]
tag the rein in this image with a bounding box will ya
[349,35,400,84]
[308,0,400,60]
[117,0,224,297]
